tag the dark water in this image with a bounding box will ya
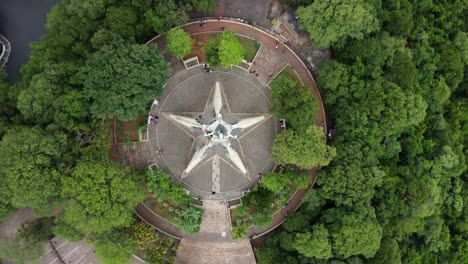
[0,0,58,82]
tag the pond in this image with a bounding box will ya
[0,0,58,81]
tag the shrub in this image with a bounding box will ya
[166,29,193,59]
[54,222,84,242]
[204,38,220,66]
[176,206,203,234]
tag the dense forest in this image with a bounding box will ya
[0,0,215,263]
[257,0,467,263]
[0,0,466,263]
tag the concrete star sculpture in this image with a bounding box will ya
[165,79,267,177]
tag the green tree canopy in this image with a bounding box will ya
[144,0,189,34]
[218,30,245,68]
[204,38,221,66]
[297,0,379,48]
[0,127,65,215]
[94,230,136,264]
[61,158,144,233]
[262,172,290,193]
[293,224,332,259]
[0,221,48,264]
[269,73,317,132]
[323,205,383,259]
[78,40,170,121]
[272,125,336,169]
[193,0,217,12]
[166,28,193,59]
[104,6,140,39]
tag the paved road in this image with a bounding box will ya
[0,0,58,81]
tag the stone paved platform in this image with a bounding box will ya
[176,200,255,264]
[149,66,277,200]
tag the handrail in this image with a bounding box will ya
[0,34,11,68]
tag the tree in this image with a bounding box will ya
[166,29,193,59]
[282,211,310,232]
[79,40,170,121]
[61,158,144,233]
[0,127,64,215]
[94,230,135,264]
[132,221,160,250]
[204,37,221,66]
[176,206,203,233]
[104,6,139,39]
[218,30,245,68]
[17,71,64,125]
[302,189,326,216]
[296,0,379,48]
[385,48,417,90]
[371,238,402,264]
[272,125,336,169]
[270,73,317,132]
[0,71,19,138]
[54,220,84,242]
[381,0,414,36]
[0,221,48,264]
[144,0,189,34]
[95,241,132,264]
[192,0,217,12]
[132,221,177,263]
[146,169,191,207]
[91,29,123,50]
[437,45,464,90]
[293,225,332,259]
[323,205,382,259]
[262,172,290,193]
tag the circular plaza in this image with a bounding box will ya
[148,67,277,200]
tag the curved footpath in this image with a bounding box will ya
[137,20,327,261]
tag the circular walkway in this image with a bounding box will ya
[137,19,326,243]
[149,67,277,200]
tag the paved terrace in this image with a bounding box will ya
[176,200,255,264]
[135,19,327,263]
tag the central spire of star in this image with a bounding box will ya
[167,80,266,176]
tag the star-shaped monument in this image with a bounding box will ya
[161,76,271,181]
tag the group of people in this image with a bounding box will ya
[199,19,208,27]
[203,63,212,73]
[249,70,259,77]
[149,115,159,125]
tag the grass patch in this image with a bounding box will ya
[238,36,261,62]
[144,197,182,225]
[116,110,147,144]
[230,183,297,239]
[279,65,303,86]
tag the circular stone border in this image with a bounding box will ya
[148,67,277,201]
[139,19,328,239]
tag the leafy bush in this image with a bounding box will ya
[166,29,193,59]
[204,37,220,66]
[0,220,50,264]
[176,206,203,234]
[193,0,217,12]
[131,221,178,263]
[94,230,136,264]
[146,169,191,207]
[54,221,84,242]
[218,31,245,68]
[269,73,317,132]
